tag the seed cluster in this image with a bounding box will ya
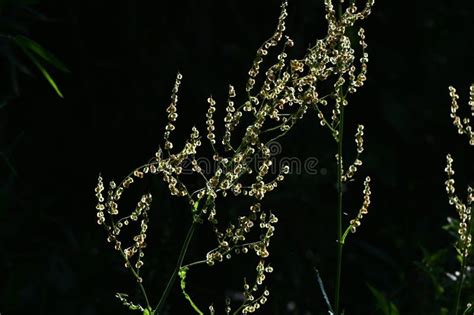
[349,176,371,233]
[444,154,472,257]
[307,0,374,137]
[342,125,365,182]
[96,170,152,280]
[205,203,278,265]
[164,73,182,150]
[448,85,474,146]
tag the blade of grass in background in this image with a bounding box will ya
[13,35,69,97]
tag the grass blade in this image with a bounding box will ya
[314,268,334,314]
[14,35,69,72]
[18,47,64,97]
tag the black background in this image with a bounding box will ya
[1,0,474,314]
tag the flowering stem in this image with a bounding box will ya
[334,103,345,315]
[334,2,347,313]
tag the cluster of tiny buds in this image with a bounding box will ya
[342,125,365,182]
[444,154,472,256]
[205,203,278,266]
[247,1,288,93]
[222,263,272,314]
[241,290,270,314]
[448,85,474,146]
[355,124,365,153]
[164,73,183,150]
[95,175,106,224]
[241,271,271,315]
[249,163,290,200]
[206,96,217,145]
[348,28,368,93]
[307,0,373,135]
[115,293,144,312]
[203,201,276,314]
[445,154,455,193]
[223,85,241,151]
[349,176,371,233]
[95,162,158,283]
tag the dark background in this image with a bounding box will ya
[1,0,474,314]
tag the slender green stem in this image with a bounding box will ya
[154,221,198,314]
[334,104,345,315]
[334,3,345,314]
[454,254,467,315]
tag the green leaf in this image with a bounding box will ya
[16,46,64,97]
[14,35,69,72]
[368,284,400,315]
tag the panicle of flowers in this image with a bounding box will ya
[94,74,216,309]
[94,0,377,311]
[95,165,153,277]
[448,85,474,146]
[444,154,472,256]
[228,0,374,146]
[246,1,288,93]
[202,202,277,314]
[306,0,374,134]
[349,176,371,233]
[96,60,291,311]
